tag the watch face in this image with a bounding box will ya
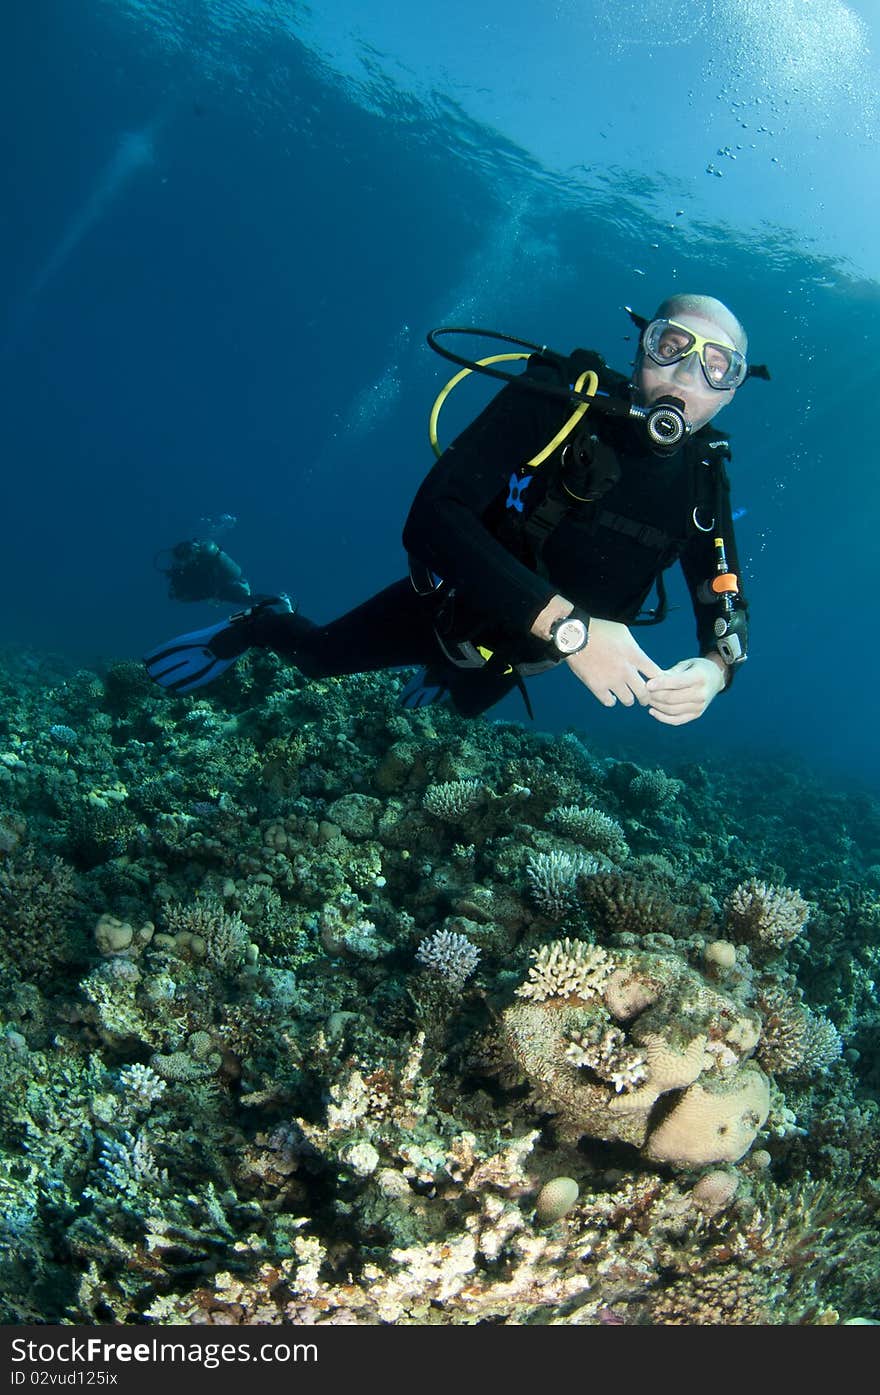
[554,618,587,653]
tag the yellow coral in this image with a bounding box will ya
[87,782,128,808]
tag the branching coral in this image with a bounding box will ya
[516,939,613,1003]
[423,780,485,822]
[415,929,481,989]
[565,1025,648,1093]
[755,984,842,1076]
[546,805,629,862]
[0,847,81,982]
[647,1265,781,1324]
[163,899,253,972]
[1,643,877,1328]
[725,879,810,951]
[625,767,684,812]
[526,850,599,917]
[578,871,685,939]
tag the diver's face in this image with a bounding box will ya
[635,314,738,431]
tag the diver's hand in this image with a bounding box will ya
[565,619,663,708]
[645,656,727,725]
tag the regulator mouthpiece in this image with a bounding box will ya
[642,395,688,453]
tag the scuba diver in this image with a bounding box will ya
[156,537,252,605]
[145,293,765,727]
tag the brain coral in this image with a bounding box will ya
[644,1068,770,1166]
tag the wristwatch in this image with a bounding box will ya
[548,608,590,656]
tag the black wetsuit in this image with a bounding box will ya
[255,350,747,716]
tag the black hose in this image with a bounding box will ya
[427,326,590,406]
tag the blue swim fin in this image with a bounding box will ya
[399,667,452,709]
[143,618,246,694]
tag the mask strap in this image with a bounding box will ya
[624,305,650,333]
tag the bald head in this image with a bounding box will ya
[634,293,748,431]
[653,293,747,356]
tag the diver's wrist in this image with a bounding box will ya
[704,650,731,689]
[530,595,574,642]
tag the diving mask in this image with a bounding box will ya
[642,318,747,391]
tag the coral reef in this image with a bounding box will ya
[495,940,768,1166]
[0,643,877,1325]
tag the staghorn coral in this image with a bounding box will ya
[725,879,810,951]
[95,1130,169,1196]
[637,1171,880,1324]
[713,1177,878,1321]
[123,1158,880,1328]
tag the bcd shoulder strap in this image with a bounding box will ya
[511,348,630,569]
[688,430,732,533]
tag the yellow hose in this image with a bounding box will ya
[429,356,598,463]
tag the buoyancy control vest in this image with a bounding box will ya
[480,346,734,626]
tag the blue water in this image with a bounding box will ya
[2,0,879,787]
